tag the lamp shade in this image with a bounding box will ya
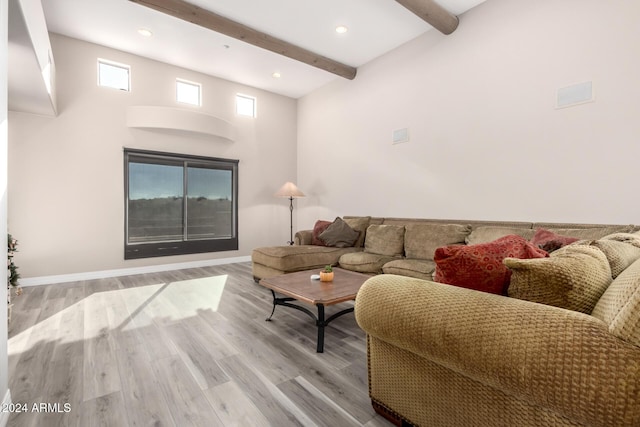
[274,182,305,198]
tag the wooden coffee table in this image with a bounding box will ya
[258,268,370,353]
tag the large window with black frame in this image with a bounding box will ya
[124,149,238,259]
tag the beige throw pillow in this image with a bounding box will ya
[588,239,640,278]
[505,245,612,314]
[364,225,405,257]
[601,232,640,248]
[591,258,640,347]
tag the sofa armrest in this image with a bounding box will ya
[355,275,640,427]
[294,230,313,245]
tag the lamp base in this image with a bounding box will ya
[288,196,294,245]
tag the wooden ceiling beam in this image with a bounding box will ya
[395,0,459,35]
[129,0,357,80]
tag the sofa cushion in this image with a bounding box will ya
[252,245,360,273]
[529,228,579,253]
[466,226,534,245]
[602,232,640,247]
[404,223,471,261]
[311,220,332,246]
[434,235,548,295]
[382,259,436,281]
[339,252,395,275]
[592,258,640,347]
[506,245,612,314]
[294,229,313,245]
[343,216,371,248]
[319,217,360,248]
[365,225,405,257]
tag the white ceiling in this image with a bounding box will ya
[41,0,485,99]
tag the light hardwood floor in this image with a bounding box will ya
[7,262,390,427]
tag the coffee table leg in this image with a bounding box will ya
[316,304,325,353]
[266,290,277,321]
[264,294,353,353]
[266,291,310,322]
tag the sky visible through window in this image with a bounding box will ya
[236,94,256,117]
[176,79,201,106]
[129,162,232,200]
[98,60,130,91]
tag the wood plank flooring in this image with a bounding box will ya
[6,262,390,427]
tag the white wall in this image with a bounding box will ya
[297,0,640,228]
[1,0,10,417]
[8,34,298,279]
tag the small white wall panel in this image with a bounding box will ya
[556,81,594,109]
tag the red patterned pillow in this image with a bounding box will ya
[312,220,332,246]
[434,235,549,295]
[530,228,579,253]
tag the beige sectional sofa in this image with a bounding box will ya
[252,216,640,426]
[251,215,636,281]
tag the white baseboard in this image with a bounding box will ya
[18,256,252,287]
[0,389,11,427]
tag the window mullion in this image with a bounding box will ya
[183,161,189,242]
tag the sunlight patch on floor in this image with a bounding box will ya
[8,275,228,356]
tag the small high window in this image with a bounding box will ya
[236,94,256,117]
[98,59,130,91]
[176,79,201,106]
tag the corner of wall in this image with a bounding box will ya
[1,0,11,408]
[0,389,11,427]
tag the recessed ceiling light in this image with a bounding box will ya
[272,72,281,79]
[137,28,153,37]
[335,25,348,34]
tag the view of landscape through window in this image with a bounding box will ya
[126,152,235,248]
